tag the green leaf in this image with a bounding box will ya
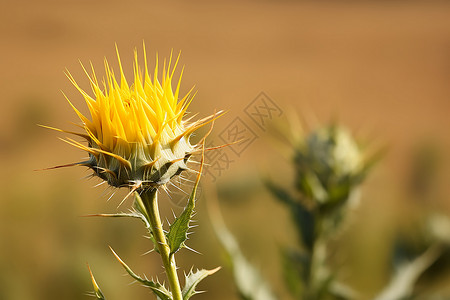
[84,197,150,229]
[374,245,442,300]
[166,199,194,254]
[209,200,276,300]
[110,247,172,300]
[85,211,145,222]
[329,281,359,300]
[226,236,276,300]
[265,180,315,251]
[86,207,159,252]
[87,264,106,300]
[182,268,221,300]
[281,248,308,298]
[166,169,201,254]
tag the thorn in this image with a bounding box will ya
[141,248,155,256]
[184,244,202,255]
[116,182,141,209]
[34,161,88,171]
[93,181,107,188]
[106,189,117,202]
[87,263,104,299]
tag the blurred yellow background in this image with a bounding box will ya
[1,0,450,299]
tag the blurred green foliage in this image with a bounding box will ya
[212,122,450,300]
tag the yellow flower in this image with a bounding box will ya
[48,45,217,190]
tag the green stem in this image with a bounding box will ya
[141,188,183,300]
[310,237,327,298]
[304,215,329,300]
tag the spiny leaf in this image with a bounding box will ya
[109,247,172,300]
[166,147,203,254]
[182,268,221,300]
[85,211,141,219]
[166,194,195,254]
[87,264,106,300]
[84,210,150,228]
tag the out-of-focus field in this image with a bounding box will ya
[1,0,449,299]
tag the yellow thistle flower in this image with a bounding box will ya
[47,45,217,190]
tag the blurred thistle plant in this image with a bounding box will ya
[266,119,383,300]
[375,213,448,300]
[375,143,450,300]
[43,44,221,300]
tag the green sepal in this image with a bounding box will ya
[87,264,106,300]
[110,247,172,300]
[166,170,201,254]
[182,268,221,300]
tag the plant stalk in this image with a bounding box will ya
[141,188,183,300]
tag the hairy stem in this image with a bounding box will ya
[142,188,183,300]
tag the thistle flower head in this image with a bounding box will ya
[51,45,216,190]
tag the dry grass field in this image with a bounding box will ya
[1,0,450,299]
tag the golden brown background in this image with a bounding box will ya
[1,0,450,299]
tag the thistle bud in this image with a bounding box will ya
[294,125,363,206]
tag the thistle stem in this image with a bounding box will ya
[141,188,183,300]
